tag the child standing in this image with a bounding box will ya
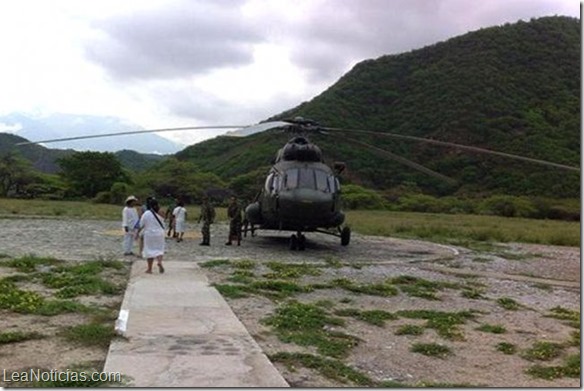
[122,195,139,256]
[172,201,187,242]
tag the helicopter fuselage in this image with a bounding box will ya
[245,160,345,232]
[244,135,345,234]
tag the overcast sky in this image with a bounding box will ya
[0,0,579,145]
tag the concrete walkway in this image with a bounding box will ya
[103,261,288,387]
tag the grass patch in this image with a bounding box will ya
[61,323,116,348]
[96,258,126,270]
[315,299,335,308]
[526,354,580,380]
[546,306,580,328]
[40,263,121,298]
[331,278,398,297]
[2,255,63,273]
[461,287,487,299]
[264,262,321,279]
[323,256,343,269]
[390,275,460,301]
[334,308,397,327]
[395,324,425,336]
[0,280,45,313]
[496,342,517,354]
[494,251,533,260]
[263,301,358,358]
[476,324,506,334]
[199,259,231,268]
[270,352,375,386]
[569,330,580,347]
[346,210,580,247]
[522,341,565,361]
[0,331,44,344]
[410,342,452,358]
[233,260,256,269]
[397,309,476,340]
[1,273,36,283]
[227,270,255,284]
[0,277,92,315]
[496,297,520,310]
[250,280,313,299]
[213,283,249,298]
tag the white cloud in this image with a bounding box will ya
[0,122,23,133]
[0,0,578,147]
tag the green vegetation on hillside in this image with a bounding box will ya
[176,16,579,198]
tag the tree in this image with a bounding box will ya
[57,151,129,198]
[137,158,226,203]
[0,153,38,197]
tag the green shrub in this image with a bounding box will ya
[341,184,386,210]
[478,195,536,218]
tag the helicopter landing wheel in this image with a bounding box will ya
[298,234,306,251]
[290,234,298,250]
[340,226,351,246]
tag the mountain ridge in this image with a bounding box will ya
[177,16,580,197]
[0,112,184,154]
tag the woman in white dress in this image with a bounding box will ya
[139,198,166,274]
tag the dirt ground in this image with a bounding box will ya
[0,218,580,387]
[0,257,129,387]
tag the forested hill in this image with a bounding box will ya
[181,16,581,197]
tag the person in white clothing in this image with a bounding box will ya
[122,195,139,256]
[172,201,187,242]
[139,198,166,274]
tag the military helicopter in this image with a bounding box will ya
[16,117,579,251]
[242,118,350,250]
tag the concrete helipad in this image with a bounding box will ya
[103,261,288,387]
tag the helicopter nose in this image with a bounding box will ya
[277,189,334,223]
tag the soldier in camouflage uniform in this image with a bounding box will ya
[225,196,242,246]
[198,196,215,246]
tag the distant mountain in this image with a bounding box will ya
[0,113,184,154]
[0,133,73,173]
[0,133,166,174]
[176,16,580,197]
[114,149,166,172]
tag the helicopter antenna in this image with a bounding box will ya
[324,126,580,172]
[15,125,249,146]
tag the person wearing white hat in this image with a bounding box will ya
[122,195,139,255]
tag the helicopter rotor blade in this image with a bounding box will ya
[224,121,291,137]
[15,125,255,146]
[341,135,457,185]
[323,126,580,172]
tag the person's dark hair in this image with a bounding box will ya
[178,201,184,207]
[149,198,160,212]
[145,196,155,210]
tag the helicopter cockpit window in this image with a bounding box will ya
[298,168,316,189]
[328,176,339,193]
[284,169,298,189]
[272,175,281,193]
[315,170,329,192]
